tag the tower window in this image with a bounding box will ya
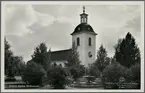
[77,37,80,46]
[89,37,91,46]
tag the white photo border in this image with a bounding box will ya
[1,1,144,92]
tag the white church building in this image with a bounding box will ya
[49,7,97,67]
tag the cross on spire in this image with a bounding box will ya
[83,6,85,13]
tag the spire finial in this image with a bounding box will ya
[83,6,85,13]
[80,6,88,23]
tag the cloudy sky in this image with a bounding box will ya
[3,2,143,62]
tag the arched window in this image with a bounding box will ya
[77,37,80,46]
[89,37,91,46]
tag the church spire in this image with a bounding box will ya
[80,6,88,24]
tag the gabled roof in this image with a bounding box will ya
[47,49,71,61]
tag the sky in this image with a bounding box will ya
[4,2,142,62]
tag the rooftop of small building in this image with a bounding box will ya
[47,49,71,61]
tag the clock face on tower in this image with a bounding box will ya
[88,51,92,58]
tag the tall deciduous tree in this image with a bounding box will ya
[114,32,140,68]
[5,38,25,79]
[94,45,110,72]
[65,42,85,80]
[66,42,80,66]
[13,56,25,75]
[5,38,14,76]
[31,43,49,70]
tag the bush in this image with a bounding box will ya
[102,62,127,89]
[22,61,46,86]
[88,65,101,78]
[5,77,16,82]
[47,66,70,89]
[68,65,85,81]
[125,63,140,89]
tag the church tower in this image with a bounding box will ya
[71,6,97,67]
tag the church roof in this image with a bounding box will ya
[48,49,71,61]
[71,23,97,35]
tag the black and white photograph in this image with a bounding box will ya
[1,1,144,92]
